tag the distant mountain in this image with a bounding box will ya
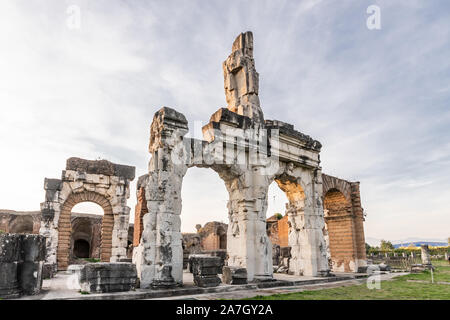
[365,237,448,248]
[393,241,448,248]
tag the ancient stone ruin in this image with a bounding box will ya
[132,31,367,289]
[39,157,135,274]
[0,31,368,298]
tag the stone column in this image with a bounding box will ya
[421,245,432,265]
[278,169,329,277]
[39,178,62,276]
[350,182,367,271]
[223,166,273,282]
[135,107,189,289]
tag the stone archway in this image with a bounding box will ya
[57,191,113,269]
[40,157,135,273]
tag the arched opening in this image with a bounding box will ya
[73,239,90,258]
[57,192,113,270]
[70,202,103,263]
[266,181,289,247]
[272,175,307,275]
[323,188,355,272]
[181,167,229,272]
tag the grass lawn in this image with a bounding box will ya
[246,262,450,300]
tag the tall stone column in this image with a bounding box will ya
[223,166,273,282]
[278,168,330,277]
[135,107,188,289]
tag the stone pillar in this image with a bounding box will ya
[278,169,329,277]
[39,178,62,276]
[135,107,189,289]
[224,167,273,282]
[110,204,131,262]
[350,182,367,271]
[420,245,432,265]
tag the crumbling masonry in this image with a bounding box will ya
[40,158,135,272]
[132,31,364,288]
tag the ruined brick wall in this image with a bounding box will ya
[133,187,148,247]
[0,210,41,234]
[267,220,280,246]
[1,209,135,267]
[278,216,289,248]
[197,222,228,251]
[268,175,367,273]
[322,174,366,272]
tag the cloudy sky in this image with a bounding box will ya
[1,0,449,243]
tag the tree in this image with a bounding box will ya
[380,239,394,251]
[365,243,371,253]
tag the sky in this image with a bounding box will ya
[0,0,449,243]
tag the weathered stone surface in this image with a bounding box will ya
[193,275,221,288]
[222,266,247,285]
[133,31,369,288]
[0,233,46,297]
[78,262,137,293]
[0,233,22,262]
[20,234,46,262]
[44,178,62,191]
[66,158,136,180]
[40,157,135,271]
[223,31,264,123]
[189,255,222,288]
[17,261,44,295]
[0,262,20,298]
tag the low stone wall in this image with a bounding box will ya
[0,233,46,298]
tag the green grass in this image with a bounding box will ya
[246,264,450,300]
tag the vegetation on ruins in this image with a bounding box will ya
[246,261,450,300]
[274,213,283,220]
[380,240,394,251]
[366,245,449,256]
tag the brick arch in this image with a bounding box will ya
[57,191,113,270]
[322,174,352,203]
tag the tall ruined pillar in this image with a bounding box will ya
[222,166,273,282]
[223,31,264,123]
[350,182,368,271]
[134,107,189,289]
[277,168,330,277]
